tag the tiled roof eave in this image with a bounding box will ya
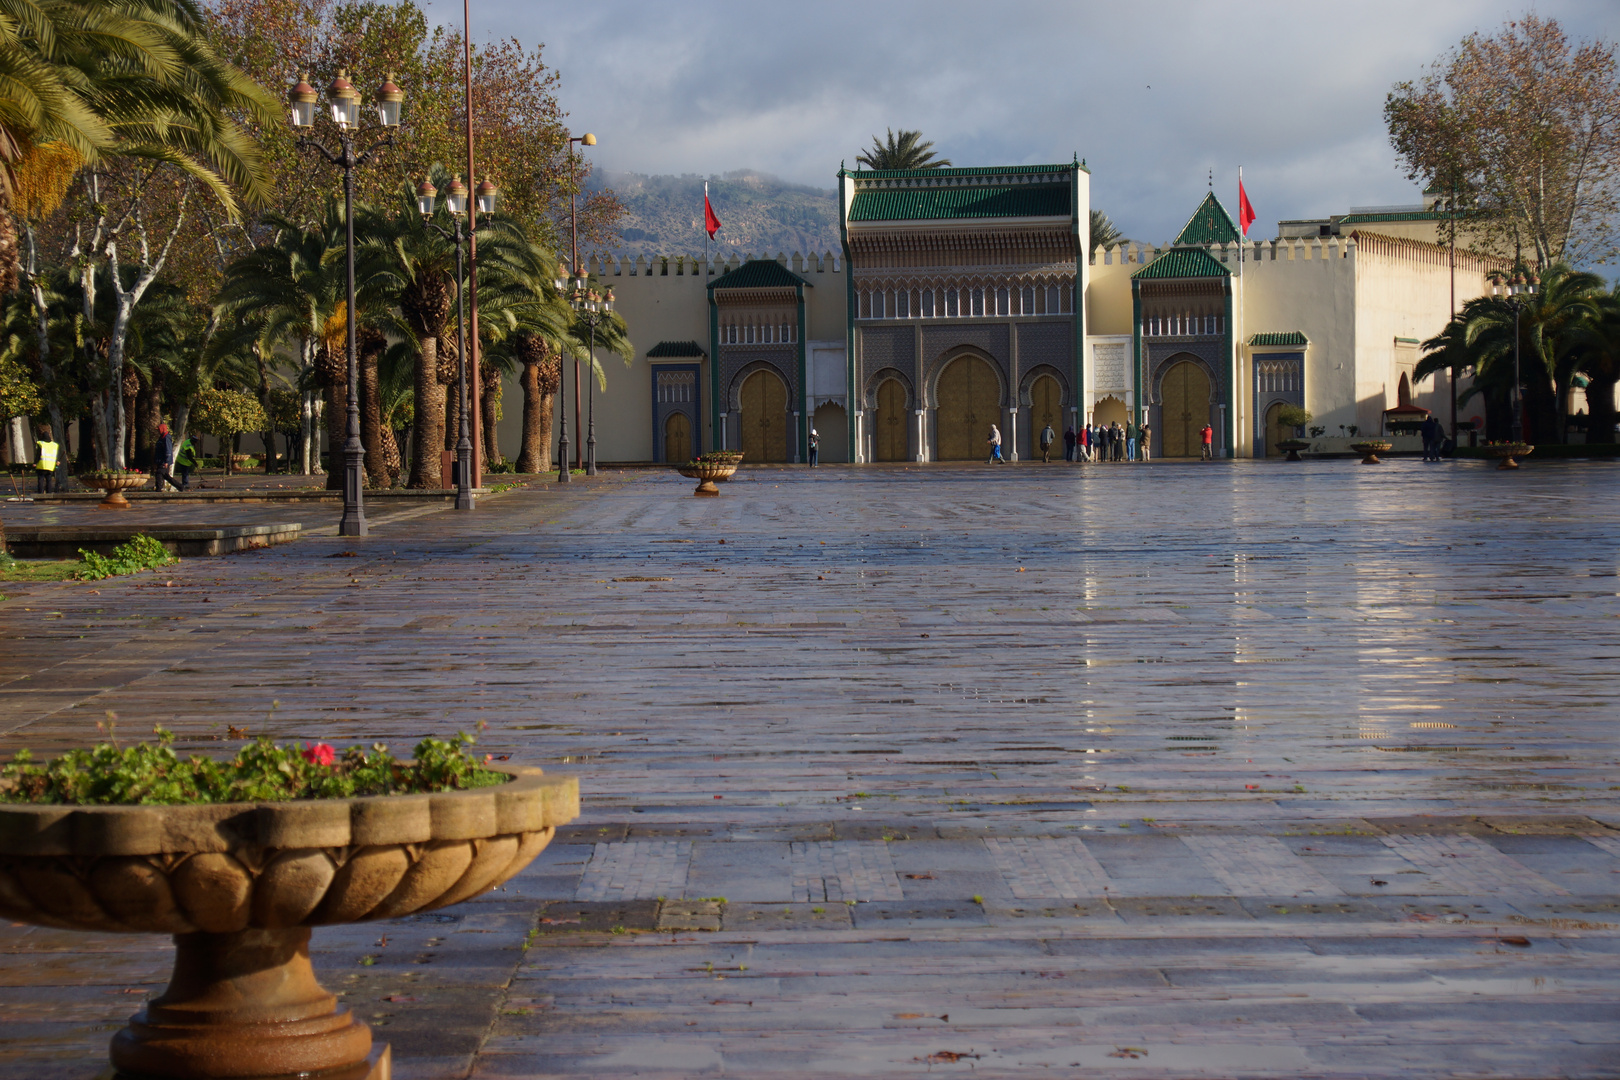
[847,215,1072,229]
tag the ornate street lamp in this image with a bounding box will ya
[551,269,587,482]
[289,70,403,536]
[566,132,595,469]
[569,283,614,475]
[418,174,493,511]
[1491,270,1539,444]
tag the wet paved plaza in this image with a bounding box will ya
[2,459,1618,1078]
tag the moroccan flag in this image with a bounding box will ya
[1238,178,1256,237]
[704,182,722,238]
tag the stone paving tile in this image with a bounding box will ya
[790,840,904,901]
[1382,833,1572,896]
[1181,834,1345,897]
[983,836,1113,898]
[575,840,692,901]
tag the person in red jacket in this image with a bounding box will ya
[1200,423,1214,460]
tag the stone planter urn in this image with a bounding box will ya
[78,471,148,509]
[677,452,743,496]
[1483,442,1533,469]
[1274,438,1311,462]
[1349,440,1393,465]
[0,765,578,1080]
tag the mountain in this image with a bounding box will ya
[589,170,841,259]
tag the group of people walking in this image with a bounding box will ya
[28,423,198,492]
[986,420,1153,464]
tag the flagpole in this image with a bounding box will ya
[1238,166,1245,461]
[704,180,709,279]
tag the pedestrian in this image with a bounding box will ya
[1083,423,1094,462]
[1039,422,1055,464]
[1063,425,1076,462]
[1112,422,1124,461]
[33,425,58,493]
[1420,415,1439,461]
[808,427,819,467]
[175,434,199,490]
[1126,420,1137,462]
[153,423,179,491]
[1200,423,1214,460]
[1140,423,1152,461]
[987,424,1004,464]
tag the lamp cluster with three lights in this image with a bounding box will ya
[551,274,614,477]
[1488,270,1540,446]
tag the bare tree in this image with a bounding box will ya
[1386,16,1620,270]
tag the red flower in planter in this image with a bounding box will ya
[302,743,336,767]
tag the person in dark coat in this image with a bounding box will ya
[1063,426,1076,462]
[153,423,179,491]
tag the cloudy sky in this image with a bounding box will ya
[424,0,1616,244]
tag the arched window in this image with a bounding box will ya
[996,287,1009,315]
[946,288,959,318]
[971,288,984,317]
[922,289,935,318]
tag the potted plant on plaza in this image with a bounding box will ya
[77,467,148,508]
[1273,404,1312,461]
[1348,439,1393,465]
[1481,440,1534,469]
[0,730,578,1080]
[677,451,744,496]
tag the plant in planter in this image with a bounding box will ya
[677,451,743,496]
[0,729,578,1080]
[1348,440,1393,465]
[77,468,149,509]
[1480,440,1533,469]
[1273,405,1313,460]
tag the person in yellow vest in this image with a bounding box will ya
[33,426,59,493]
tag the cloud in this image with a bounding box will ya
[425,0,1616,242]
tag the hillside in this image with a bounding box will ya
[590,170,840,259]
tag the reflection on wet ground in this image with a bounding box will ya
[1,459,1616,1077]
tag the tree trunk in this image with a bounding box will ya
[379,420,402,483]
[324,380,346,491]
[408,336,446,488]
[517,365,550,473]
[481,363,502,465]
[1523,368,1559,444]
[360,329,388,488]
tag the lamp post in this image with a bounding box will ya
[550,269,585,483]
[570,284,614,475]
[1491,271,1538,444]
[418,175,497,510]
[289,70,402,537]
[566,132,595,469]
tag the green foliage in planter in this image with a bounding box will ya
[76,534,177,581]
[0,728,509,805]
[1275,405,1311,430]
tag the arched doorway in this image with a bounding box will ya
[1093,395,1128,428]
[935,354,1000,460]
[740,369,788,462]
[1160,361,1210,458]
[813,402,848,463]
[1029,374,1063,454]
[1263,401,1290,458]
[874,378,908,461]
[664,411,692,463]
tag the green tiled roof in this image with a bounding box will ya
[1337,211,1441,224]
[1133,247,1230,279]
[647,341,706,358]
[1249,331,1308,347]
[1174,193,1241,246]
[708,260,810,290]
[851,163,1072,180]
[849,184,1070,222]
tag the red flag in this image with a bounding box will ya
[1238,179,1256,237]
[704,190,722,238]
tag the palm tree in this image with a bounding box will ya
[1569,284,1620,447]
[509,330,560,473]
[1463,264,1602,443]
[1090,209,1123,251]
[216,204,346,475]
[856,129,949,171]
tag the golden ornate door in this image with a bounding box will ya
[1160,360,1210,458]
[664,411,691,463]
[740,370,788,462]
[1030,375,1062,449]
[1264,401,1289,457]
[875,378,907,461]
[935,355,999,460]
